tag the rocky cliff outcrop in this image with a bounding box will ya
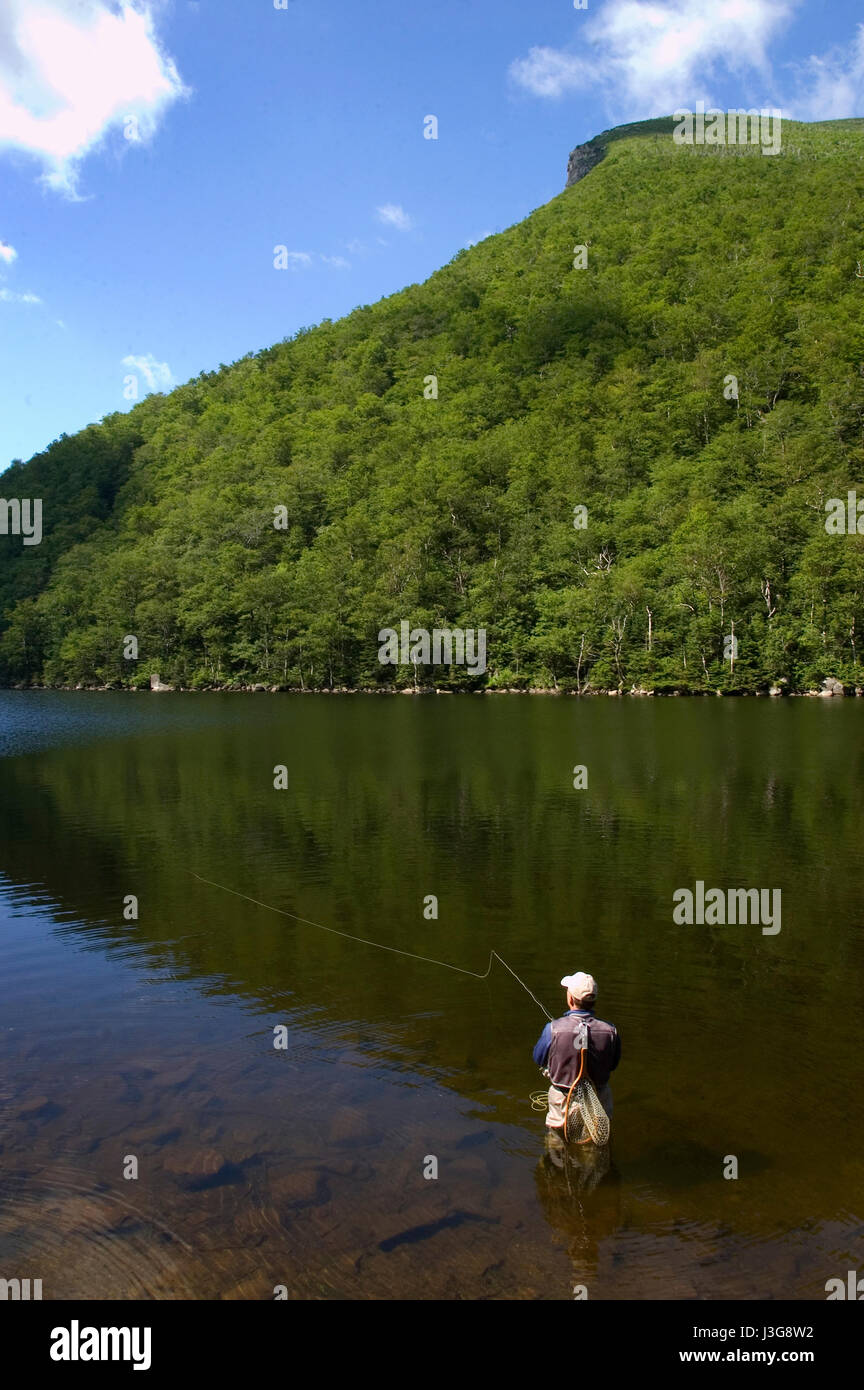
[566,118,681,187]
[566,140,605,187]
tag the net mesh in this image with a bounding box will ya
[563,1078,610,1146]
[563,1075,611,1147]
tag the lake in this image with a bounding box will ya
[0,692,861,1300]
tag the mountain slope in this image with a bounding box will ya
[3,117,864,692]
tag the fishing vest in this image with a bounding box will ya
[547,1013,618,1090]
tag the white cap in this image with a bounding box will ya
[560,971,597,1002]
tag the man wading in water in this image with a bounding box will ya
[533,972,621,1141]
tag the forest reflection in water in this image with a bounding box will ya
[0,692,861,1299]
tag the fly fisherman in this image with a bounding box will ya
[533,971,621,1134]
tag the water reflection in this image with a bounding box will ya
[535,1139,621,1293]
[0,693,862,1299]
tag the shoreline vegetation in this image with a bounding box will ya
[4,679,860,697]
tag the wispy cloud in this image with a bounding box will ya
[0,239,17,264]
[786,24,864,120]
[511,49,595,101]
[276,248,351,270]
[509,0,864,121]
[0,287,40,304]
[510,0,790,111]
[0,0,188,195]
[122,353,174,392]
[376,203,413,232]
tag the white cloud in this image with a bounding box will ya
[0,0,187,194]
[279,250,351,270]
[376,203,413,231]
[587,0,788,111]
[787,24,864,121]
[509,0,864,121]
[122,352,173,392]
[0,239,17,263]
[511,0,790,111]
[510,48,595,101]
[0,287,41,303]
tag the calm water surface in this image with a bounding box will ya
[0,692,862,1300]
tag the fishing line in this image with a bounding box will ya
[190,870,553,1020]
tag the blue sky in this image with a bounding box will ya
[1,0,863,468]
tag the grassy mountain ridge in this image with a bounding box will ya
[3,117,864,691]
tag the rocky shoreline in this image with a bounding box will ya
[3,678,862,698]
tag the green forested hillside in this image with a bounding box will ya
[3,117,864,692]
